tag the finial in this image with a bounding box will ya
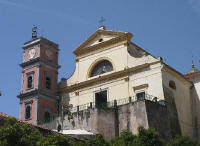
[192,60,195,68]
[32,25,37,39]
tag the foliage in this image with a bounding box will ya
[0,117,198,146]
[111,130,136,146]
[133,127,165,146]
[167,135,198,146]
[86,134,110,146]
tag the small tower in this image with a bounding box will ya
[17,26,60,124]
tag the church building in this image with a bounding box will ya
[17,26,200,140]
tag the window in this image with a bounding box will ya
[26,73,34,89]
[169,80,176,90]
[44,111,51,123]
[136,92,145,101]
[90,60,113,77]
[45,77,51,89]
[95,90,107,108]
[25,103,32,120]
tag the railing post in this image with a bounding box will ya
[114,100,117,108]
[129,96,132,103]
[77,106,79,112]
[90,102,93,108]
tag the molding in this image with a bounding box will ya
[133,84,148,91]
[86,57,116,80]
[162,63,193,86]
[73,29,132,56]
[124,77,129,82]
[23,37,59,51]
[20,57,61,69]
[59,63,150,93]
[17,88,58,100]
[76,38,128,59]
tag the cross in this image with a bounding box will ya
[99,17,105,26]
[32,25,37,39]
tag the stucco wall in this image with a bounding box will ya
[162,69,193,137]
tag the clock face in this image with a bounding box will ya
[28,48,36,59]
[45,49,53,60]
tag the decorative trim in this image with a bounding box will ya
[73,29,132,56]
[75,91,79,96]
[20,57,61,69]
[124,77,129,82]
[59,63,150,93]
[86,57,116,80]
[75,38,129,59]
[163,63,193,86]
[133,84,148,91]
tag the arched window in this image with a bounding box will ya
[25,104,31,120]
[169,80,176,90]
[44,111,51,123]
[90,60,113,77]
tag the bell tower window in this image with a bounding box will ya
[44,72,52,90]
[25,103,32,120]
[26,72,34,89]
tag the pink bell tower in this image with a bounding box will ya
[17,26,60,124]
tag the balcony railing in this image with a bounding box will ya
[63,94,165,114]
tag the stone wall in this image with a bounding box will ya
[45,100,171,140]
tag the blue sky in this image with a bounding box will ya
[0,0,200,117]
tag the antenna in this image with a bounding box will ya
[32,25,37,39]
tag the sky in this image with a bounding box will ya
[0,0,200,117]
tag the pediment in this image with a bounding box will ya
[73,29,133,56]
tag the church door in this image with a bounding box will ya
[95,90,107,108]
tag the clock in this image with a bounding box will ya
[45,49,53,60]
[28,48,36,59]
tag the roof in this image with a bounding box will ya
[73,28,133,56]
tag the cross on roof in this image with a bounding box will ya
[99,17,105,26]
[32,25,37,39]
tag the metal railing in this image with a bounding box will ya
[63,94,165,114]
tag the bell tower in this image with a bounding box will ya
[17,27,60,124]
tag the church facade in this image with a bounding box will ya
[17,26,200,140]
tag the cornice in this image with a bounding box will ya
[74,34,131,58]
[162,63,193,86]
[20,57,61,69]
[17,88,59,100]
[23,37,59,50]
[59,63,150,93]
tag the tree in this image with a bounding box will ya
[111,131,136,146]
[133,127,165,146]
[0,117,43,146]
[167,135,198,146]
[86,134,110,146]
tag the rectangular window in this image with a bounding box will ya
[136,92,145,101]
[44,72,52,90]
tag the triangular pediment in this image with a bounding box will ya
[73,28,133,56]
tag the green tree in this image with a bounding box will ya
[0,117,43,146]
[167,135,198,146]
[87,134,110,146]
[133,127,165,146]
[111,131,136,146]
